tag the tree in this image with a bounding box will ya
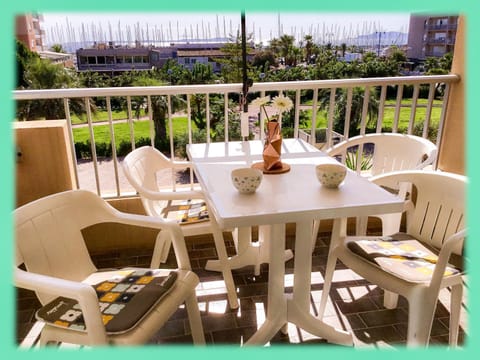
[278,34,297,66]
[50,43,66,53]
[132,76,185,150]
[303,35,316,64]
[15,39,38,88]
[16,57,81,120]
[252,49,277,70]
[216,33,253,83]
[340,43,347,58]
[320,87,379,137]
[189,63,215,84]
[387,46,407,64]
[425,53,453,75]
[424,52,453,96]
[157,59,191,85]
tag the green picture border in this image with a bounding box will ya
[2,0,478,358]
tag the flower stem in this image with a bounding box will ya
[261,105,270,122]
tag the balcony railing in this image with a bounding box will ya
[425,24,457,31]
[424,37,456,45]
[13,74,459,199]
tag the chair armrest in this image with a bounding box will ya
[170,160,192,170]
[415,148,437,170]
[88,193,193,271]
[105,210,193,271]
[430,228,466,289]
[138,188,205,202]
[14,268,108,344]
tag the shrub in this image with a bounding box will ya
[413,123,438,144]
[74,137,153,159]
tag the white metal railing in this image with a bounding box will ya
[13,74,459,198]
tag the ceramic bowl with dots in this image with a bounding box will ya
[315,163,347,188]
[231,167,263,194]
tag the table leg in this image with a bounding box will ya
[209,215,239,309]
[245,224,287,345]
[205,226,293,276]
[318,218,347,318]
[288,219,352,346]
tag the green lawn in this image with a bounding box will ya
[73,98,442,146]
[70,109,147,125]
[299,98,442,132]
[72,117,194,144]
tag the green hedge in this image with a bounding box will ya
[74,137,152,159]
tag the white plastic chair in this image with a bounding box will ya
[15,189,205,346]
[326,133,437,176]
[311,133,438,246]
[122,146,239,309]
[319,170,466,347]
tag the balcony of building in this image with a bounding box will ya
[12,17,466,350]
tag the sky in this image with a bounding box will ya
[42,12,411,48]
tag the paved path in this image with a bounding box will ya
[74,105,314,195]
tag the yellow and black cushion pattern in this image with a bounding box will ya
[36,269,177,334]
[346,233,461,283]
[161,200,209,225]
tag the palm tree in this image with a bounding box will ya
[303,34,315,64]
[132,77,185,150]
[50,44,66,53]
[278,34,296,66]
[320,87,379,136]
[340,43,347,58]
[16,57,82,121]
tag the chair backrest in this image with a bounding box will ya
[327,133,437,176]
[122,146,174,216]
[372,171,466,255]
[14,190,121,301]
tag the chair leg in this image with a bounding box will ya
[185,290,206,345]
[449,283,464,347]
[150,231,172,268]
[39,327,61,346]
[383,290,399,309]
[311,219,320,253]
[406,294,437,347]
[379,212,403,237]
[355,216,368,236]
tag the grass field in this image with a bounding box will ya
[300,98,442,132]
[73,98,442,146]
[72,117,194,144]
[70,109,147,125]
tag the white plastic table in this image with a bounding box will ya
[187,138,404,345]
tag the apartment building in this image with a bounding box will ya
[15,13,46,52]
[407,14,458,60]
[76,43,161,73]
[76,42,254,74]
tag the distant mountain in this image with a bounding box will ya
[350,31,408,46]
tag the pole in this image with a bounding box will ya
[240,10,250,139]
[241,10,248,112]
[377,31,384,56]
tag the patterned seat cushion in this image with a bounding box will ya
[346,233,462,283]
[161,200,209,225]
[36,269,177,334]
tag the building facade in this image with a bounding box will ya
[15,13,46,52]
[76,42,254,74]
[407,14,458,60]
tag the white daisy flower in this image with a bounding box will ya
[272,95,293,113]
[251,95,271,108]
